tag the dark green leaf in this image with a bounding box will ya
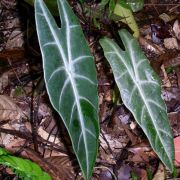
[100,29,174,172]
[109,0,116,15]
[100,0,110,6]
[35,0,99,179]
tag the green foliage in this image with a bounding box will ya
[15,86,23,96]
[79,0,85,3]
[100,29,175,172]
[0,148,51,180]
[0,148,9,155]
[126,0,144,12]
[32,0,174,179]
[131,171,138,180]
[35,0,99,179]
[165,66,174,74]
[113,1,139,37]
[100,0,116,15]
[95,0,142,37]
[147,168,153,180]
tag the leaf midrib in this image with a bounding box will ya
[104,38,172,167]
[38,0,89,175]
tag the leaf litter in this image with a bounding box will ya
[0,0,179,179]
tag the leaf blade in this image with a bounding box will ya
[100,29,174,171]
[0,148,51,180]
[35,0,99,179]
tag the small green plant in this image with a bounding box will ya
[33,0,174,179]
[100,29,174,172]
[131,171,138,180]
[0,148,51,179]
[99,0,116,16]
[113,0,140,38]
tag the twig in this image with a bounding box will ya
[0,128,67,154]
[169,4,180,12]
[43,123,59,157]
[144,4,179,6]
[100,129,114,155]
[30,88,39,152]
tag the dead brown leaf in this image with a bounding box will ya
[150,51,179,75]
[117,164,131,180]
[1,0,17,9]
[152,163,165,180]
[0,95,24,120]
[128,141,157,163]
[6,30,24,49]
[0,73,8,93]
[168,112,180,136]
[173,20,180,40]
[161,64,171,87]
[139,36,165,55]
[0,48,26,61]
[46,156,77,180]
[133,167,148,180]
[164,38,179,50]
[21,148,61,180]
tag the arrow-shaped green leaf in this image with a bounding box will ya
[35,0,99,179]
[100,29,174,172]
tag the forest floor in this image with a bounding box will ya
[0,0,179,179]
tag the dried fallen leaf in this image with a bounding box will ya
[0,73,8,93]
[0,95,24,121]
[173,20,180,40]
[100,130,125,154]
[168,112,180,137]
[138,36,164,55]
[117,164,131,180]
[164,38,179,50]
[6,30,24,49]
[152,163,165,180]
[1,0,17,9]
[133,167,148,180]
[150,51,179,75]
[174,136,180,167]
[161,64,171,88]
[128,141,157,163]
[159,13,170,22]
[46,156,77,180]
[21,148,61,180]
[0,123,26,151]
[0,48,26,62]
[38,126,60,144]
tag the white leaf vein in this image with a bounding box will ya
[59,78,70,108]
[72,55,92,66]
[48,67,65,83]
[75,74,96,85]
[69,101,76,127]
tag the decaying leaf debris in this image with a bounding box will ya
[0,0,179,179]
[0,95,24,121]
